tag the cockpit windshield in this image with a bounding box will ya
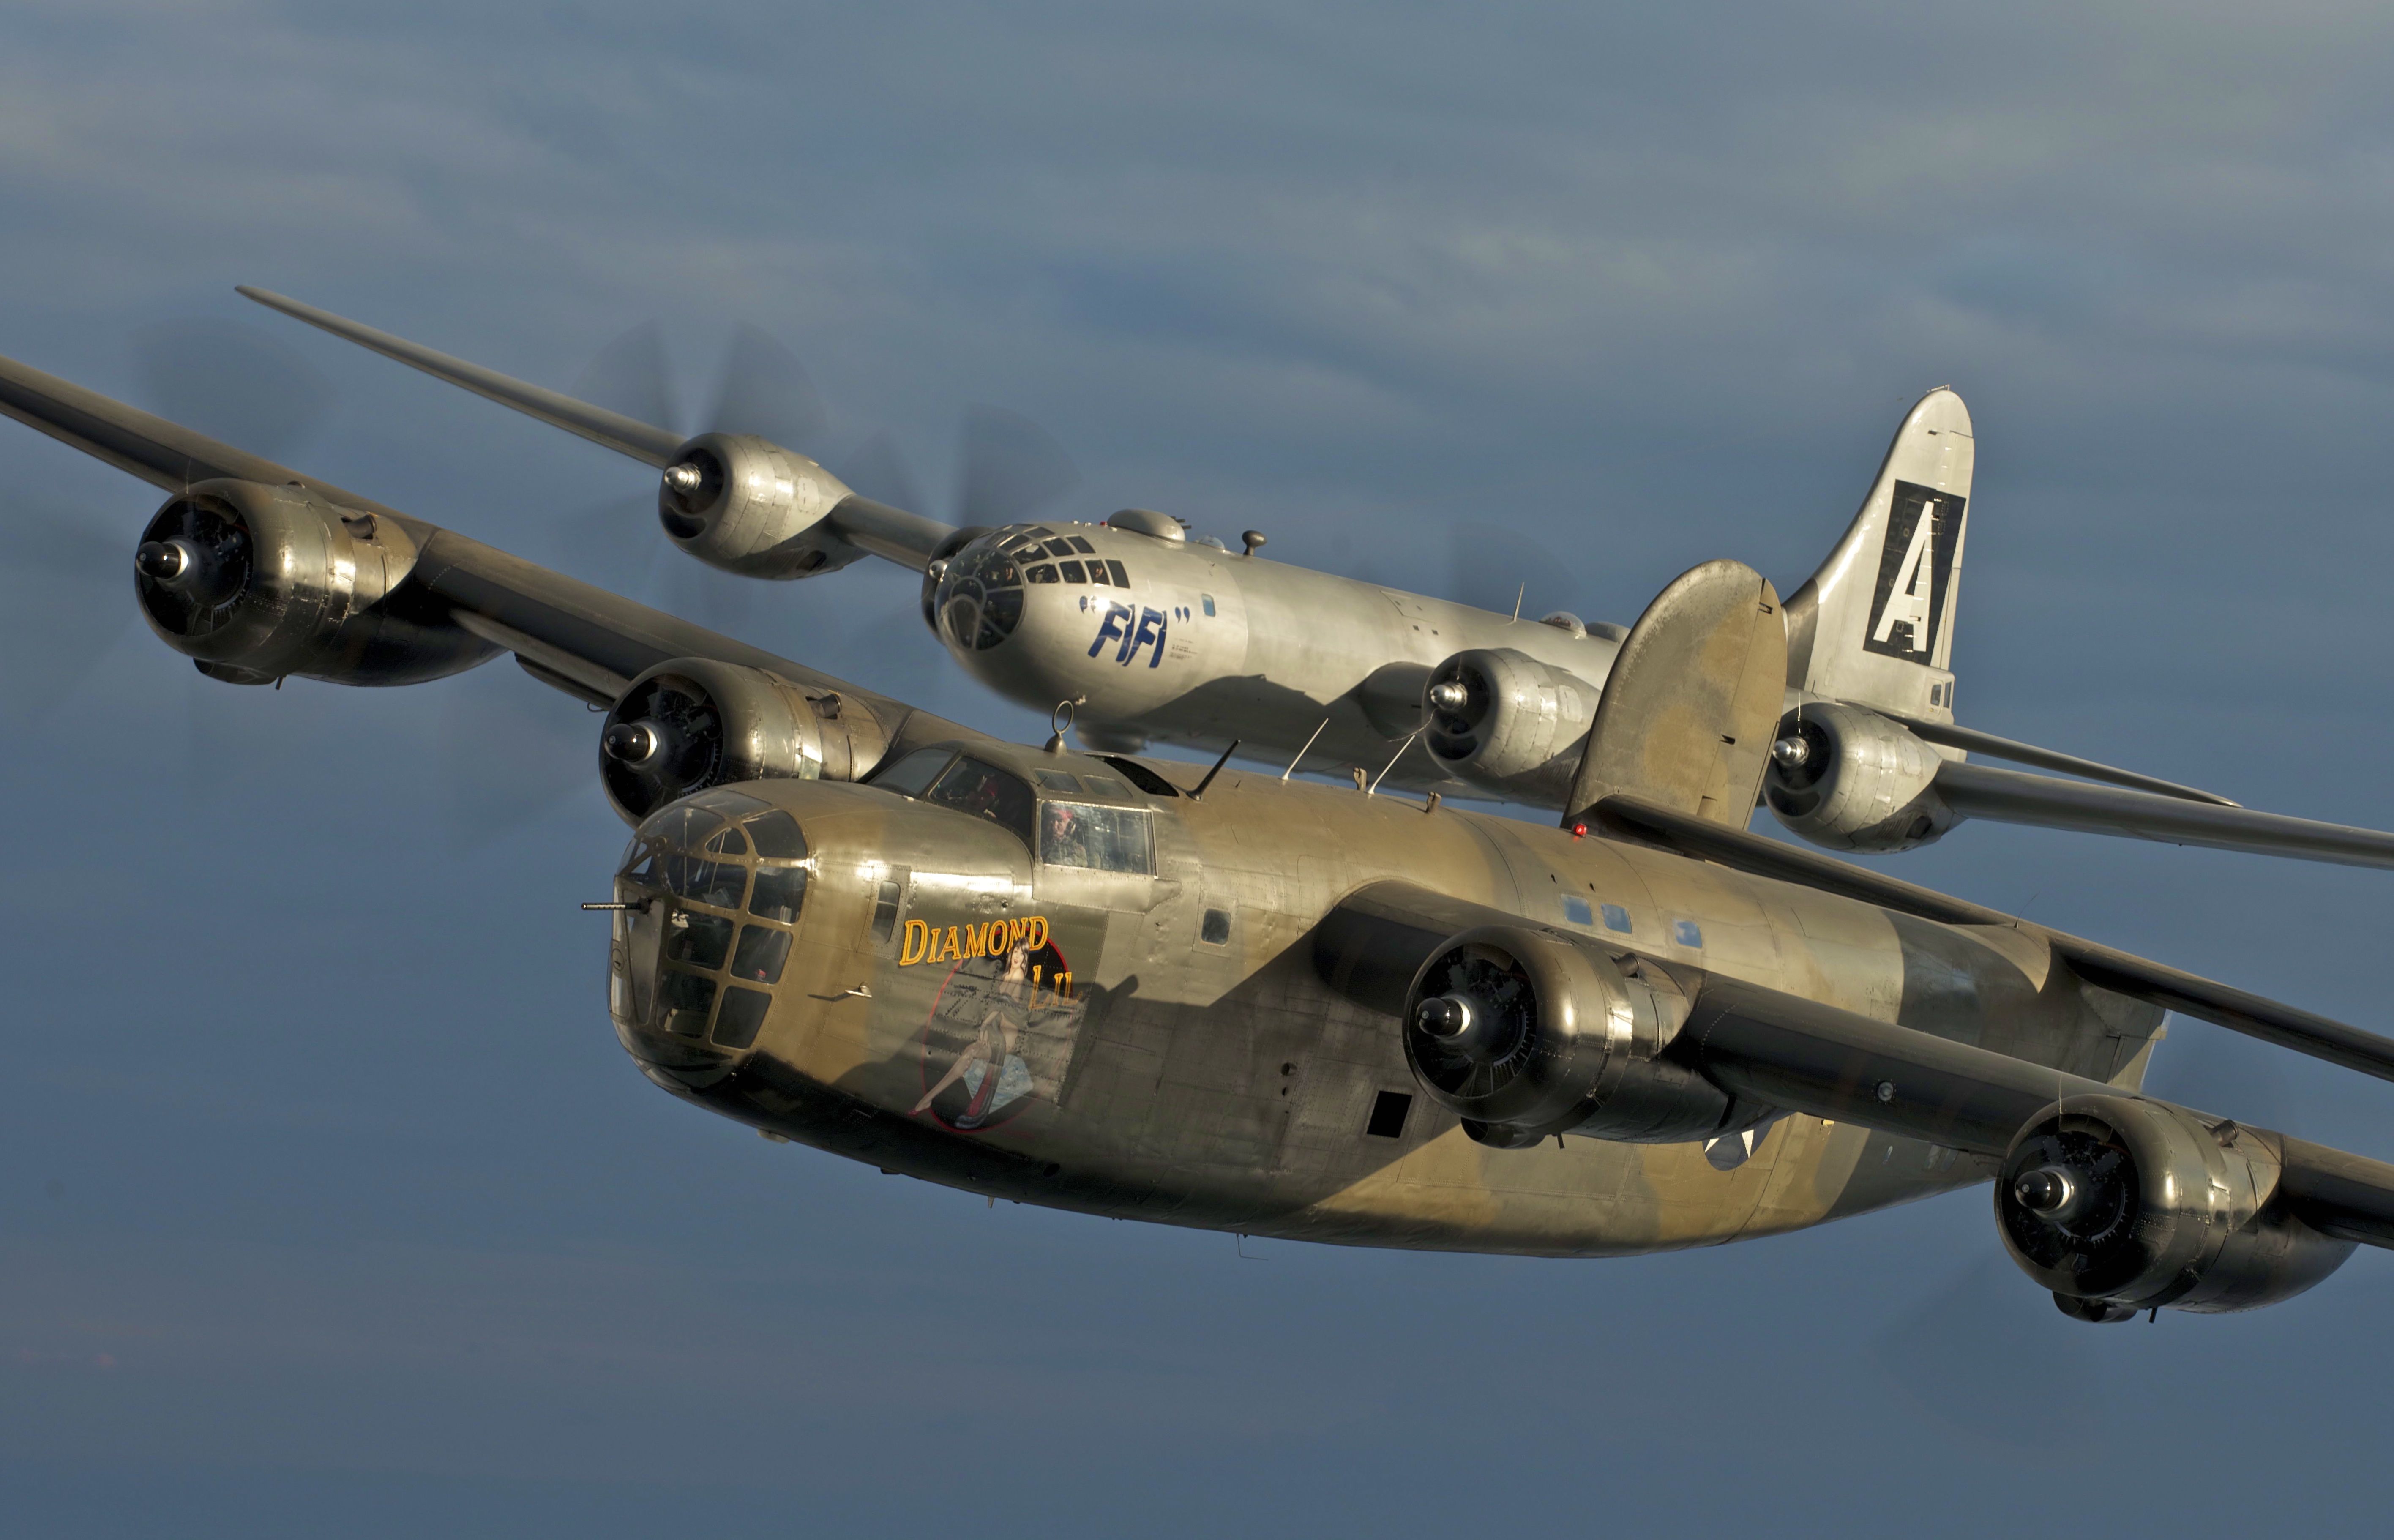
[923,756,1036,850]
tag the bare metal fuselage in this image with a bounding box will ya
[941,522,1625,801]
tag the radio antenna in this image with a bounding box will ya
[1281,718,1329,780]
[1190,739,1241,800]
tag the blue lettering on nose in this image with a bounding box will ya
[1133,606,1168,668]
[1088,602,1133,658]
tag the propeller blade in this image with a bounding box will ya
[834,428,928,515]
[655,557,756,638]
[435,665,594,848]
[706,325,828,452]
[1869,1255,2117,1446]
[1448,520,1579,622]
[130,319,333,461]
[572,322,681,438]
[0,499,139,720]
[955,404,1079,527]
[547,492,668,599]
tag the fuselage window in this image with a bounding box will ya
[1096,755,1181,797]
[925,757,1037,850]
[871,748,955,797]
[746,810,807,860]
[1673,919,1703,948]
[870,879,905,948]
[1601,903,1632,934]
[1201,907,1231,944]
[1040,801,1155,874]
[750,865,808,924]
[1562,896,1594,926]
[1200,594,1216,617]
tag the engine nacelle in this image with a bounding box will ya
[1401,925,1753,1144]
[655,432,867,579]
[134,478,493,686]
[598,657,891,823]
[1422,649,1597,805]
[1761,701,1958,853]
[1997,1094,2354,1320]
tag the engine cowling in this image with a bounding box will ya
[134,479,493,686]
[1422,649,1597,805]
[598,657,891,823]
[1400,925,1756,1145]
[1761,701,1958,852]
[1996,1094,2354,1320]
[655,432,867,579]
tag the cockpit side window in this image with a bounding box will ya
[871,748,955,797]
[924,757,1036,850]
[1040,801,1155,874]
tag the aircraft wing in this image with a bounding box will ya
[1594,794,2394,1084]
[237,287,957,572]
[1315,877,2394,1248]
[0,341,967,752]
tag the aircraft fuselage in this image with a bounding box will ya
[608,742,2160,1256]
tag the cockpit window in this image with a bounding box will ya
[705,825,748,857]
[1040,801,1155,874]
[747,810,806,859]
[925,756,1036,849]
[871,748,954,797]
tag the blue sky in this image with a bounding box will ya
[4,2,2394,1534]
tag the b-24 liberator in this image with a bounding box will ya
[242,285,2394,874]
[8,335,2394,1324]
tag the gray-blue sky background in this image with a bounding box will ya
[4,2,2393,1534]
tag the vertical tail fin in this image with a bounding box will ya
[1784,388,1973,721]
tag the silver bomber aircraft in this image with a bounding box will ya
[240,286,2394,872]
[9,333,2394,1326]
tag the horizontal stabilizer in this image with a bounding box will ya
[1931,760,2394,869]
[240,287,685,466]
[1892,713,2234,805]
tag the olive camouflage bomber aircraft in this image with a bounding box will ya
[11,336,2394,1326]
[240,286,2394,874]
